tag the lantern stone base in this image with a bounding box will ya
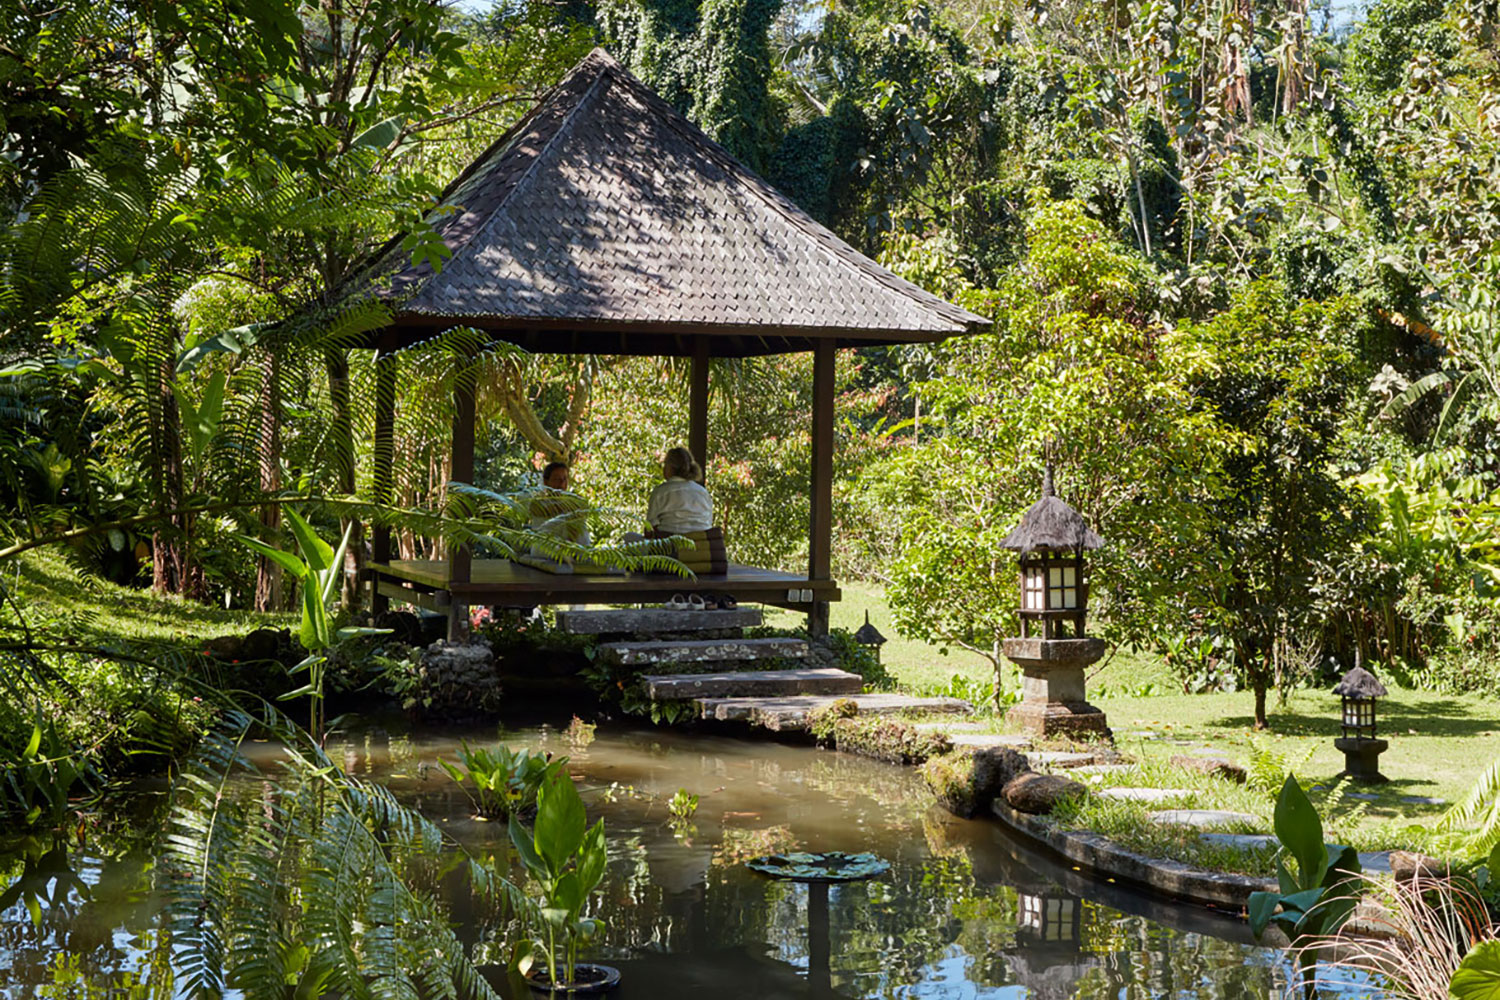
[1334,737,1389,784]
[1002,637,1111,741]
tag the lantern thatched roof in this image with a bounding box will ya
[1000,467,1104,553]
[1333,665,1388,699]
[344,47,990,357]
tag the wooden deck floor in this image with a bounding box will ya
[371,558,839,610]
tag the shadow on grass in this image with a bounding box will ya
[1206,700,1493,740]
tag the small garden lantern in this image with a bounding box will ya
[1332,661,1389,784]
[998,466,1111,740]
[854,611,888,664]
[1003,467,1102,641]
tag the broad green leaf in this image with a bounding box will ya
[1450,941,1500,1000]
[509,813,547,880]
[1488,842,1500,875]
[23,725,41,759]
[349,115,404,151]
[551,872,584,915]
[285,508,335,573]
[234,534,308,579]
[299,576,331,652]
[577,820,607,894]
[534,770,586,874]
[1273,775,1326,888]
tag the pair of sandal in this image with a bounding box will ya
[664,592,738,611]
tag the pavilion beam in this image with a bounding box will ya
[448,351,477,641]
[370,349,397,615]
[689,336,710,472]
[808,340,835,636]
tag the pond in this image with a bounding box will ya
[1,718,1312,998]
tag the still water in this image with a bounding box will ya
[0,719,1307,998]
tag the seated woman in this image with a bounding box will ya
[646,447,713,533]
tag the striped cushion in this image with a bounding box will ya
[646,526,727,575]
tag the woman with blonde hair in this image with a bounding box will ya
[646,446,713,533]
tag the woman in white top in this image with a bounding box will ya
[646,447,713,533]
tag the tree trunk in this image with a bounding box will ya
[1281,0,1307,115]
[254,351,283,612]
[1253,674,1269,729]
[151,348,198,597]
[326,348,362,607]
[1224,0,1254,125]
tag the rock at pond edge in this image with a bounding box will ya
[1002,772,1089,815]
[922,747,1031,818]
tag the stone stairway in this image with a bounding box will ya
[555,607,967,729]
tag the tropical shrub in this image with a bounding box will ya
[440,743,567,820]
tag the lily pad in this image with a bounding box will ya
[745,851,890,883]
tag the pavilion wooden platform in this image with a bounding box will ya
[371,558,839,612]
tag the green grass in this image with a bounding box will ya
[5,549,289,647]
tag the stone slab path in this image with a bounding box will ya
[1099,787,1195,804]
[949,733,1032,750]
[1026,751,1098,769]
[1200,833,1276,851]
[1148,808,1261,829]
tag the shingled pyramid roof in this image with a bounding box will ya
[1001,467,1104,553]
[353,48,990,357]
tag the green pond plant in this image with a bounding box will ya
[509,767,610,989]
[1248,775,1364,997]
[441,742,567,819]
[235,507,385,739]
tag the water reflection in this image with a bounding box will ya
[0,720,1312,998]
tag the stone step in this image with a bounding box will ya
[556,607,763,634]
[697,693,972,731]
[643,667,862,700]
[949,733,1032,750]
[598,637,807,666]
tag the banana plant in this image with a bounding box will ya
[235,507,383,738]
[508,768,608,988]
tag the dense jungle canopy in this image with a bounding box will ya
[2,0,1499,731]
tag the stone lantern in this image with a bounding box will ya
[1332,662,1388,783]
[854,611,888,664]
[1000,467,1110,740]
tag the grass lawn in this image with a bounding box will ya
[6,549,289,646]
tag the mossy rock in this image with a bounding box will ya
[922,747,1031,818]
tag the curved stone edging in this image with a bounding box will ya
[990,799,1276,911]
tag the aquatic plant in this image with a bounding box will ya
[1248,775,1363,997]
[440,742,567,820]
[667,788,699,820]
[508,768,609,988]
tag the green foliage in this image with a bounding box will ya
[1439,757,1500,860]
[162,709,525,998]
[508,768,609,987]
[440,743,568,820]
[1245,737,1317,799]
[1247,776,1363,992]
[667,787,700,819]
[1344,0,1458,100]
[1451,941,1500,1000]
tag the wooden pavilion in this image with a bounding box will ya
[351,48,989,637]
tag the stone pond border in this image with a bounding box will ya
[990,799,1277,910]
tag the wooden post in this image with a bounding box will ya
[808,340,835,636]
[689,336,710,476]
[370,349,397,615]
[448,351,477,641]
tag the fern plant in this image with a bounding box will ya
[158,707,533,999]
[1438,756,1500,859]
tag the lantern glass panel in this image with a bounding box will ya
[1023,566,1046,610]
[1047,561,1079,610]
